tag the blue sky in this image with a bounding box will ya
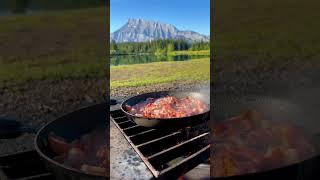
[110,0,210,35]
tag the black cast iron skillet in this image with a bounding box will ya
[211,92,320,179]
[0,103,108,180]
[121,91,210,128]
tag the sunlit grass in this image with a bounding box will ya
[217,0,320,63]
[110,58,210,89]
[0,56,105,86]
[0,7,106,87]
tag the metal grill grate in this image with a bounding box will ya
[0,151,53,180]
[110,107,210,179]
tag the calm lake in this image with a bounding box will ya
[0,0,104,15]
[110,54,209,66]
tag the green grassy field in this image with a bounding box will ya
[217,0,320,64]
[0,7,106,87]
[110,58,210,89]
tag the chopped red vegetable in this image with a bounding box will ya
[48,129,108,177]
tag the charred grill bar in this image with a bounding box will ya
[110,106,210,179]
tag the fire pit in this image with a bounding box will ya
[110,98,210,179]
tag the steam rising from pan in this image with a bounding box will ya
[193,85,210,105]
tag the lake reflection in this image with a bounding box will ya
[110,54,209,66]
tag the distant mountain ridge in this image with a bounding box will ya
[111,18,209,43]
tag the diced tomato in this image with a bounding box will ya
[48,134,74,154]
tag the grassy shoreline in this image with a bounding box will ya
[111,50,210,56]
[167,50,210,56]
[110,58,210,89]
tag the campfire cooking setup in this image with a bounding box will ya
[110,90,211,179]
[0,103,108,180]
[1,89,319,179]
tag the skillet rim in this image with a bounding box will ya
[34,103,108,178]
[120,90,210,121]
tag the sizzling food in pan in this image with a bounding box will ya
[126,96,209,118]
[212,110,317,177]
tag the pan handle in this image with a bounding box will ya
[103,94,119,105]
[0,118,37,139]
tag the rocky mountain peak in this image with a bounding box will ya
[111,18,209,43]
